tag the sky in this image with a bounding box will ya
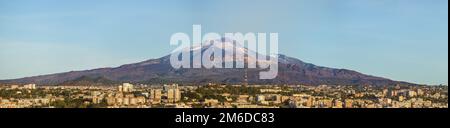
[0,0,448,85]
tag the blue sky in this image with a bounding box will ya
[0,0,448,85]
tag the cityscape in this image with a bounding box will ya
[0,0,447,110]
[0,1,447,128]
[0,83,447,108]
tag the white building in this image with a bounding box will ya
[118,83,134,92]
[23,84,36,90]
[166,84,181,103]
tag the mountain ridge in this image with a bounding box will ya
[0,54,416,86]
[0,40,417,86]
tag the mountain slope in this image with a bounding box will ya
[0,41,415,86]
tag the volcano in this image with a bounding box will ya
[0,39,415,86]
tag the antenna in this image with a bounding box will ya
[244,51,248,87]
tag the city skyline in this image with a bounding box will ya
[0,0,448,85]
[1,82,448,108]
